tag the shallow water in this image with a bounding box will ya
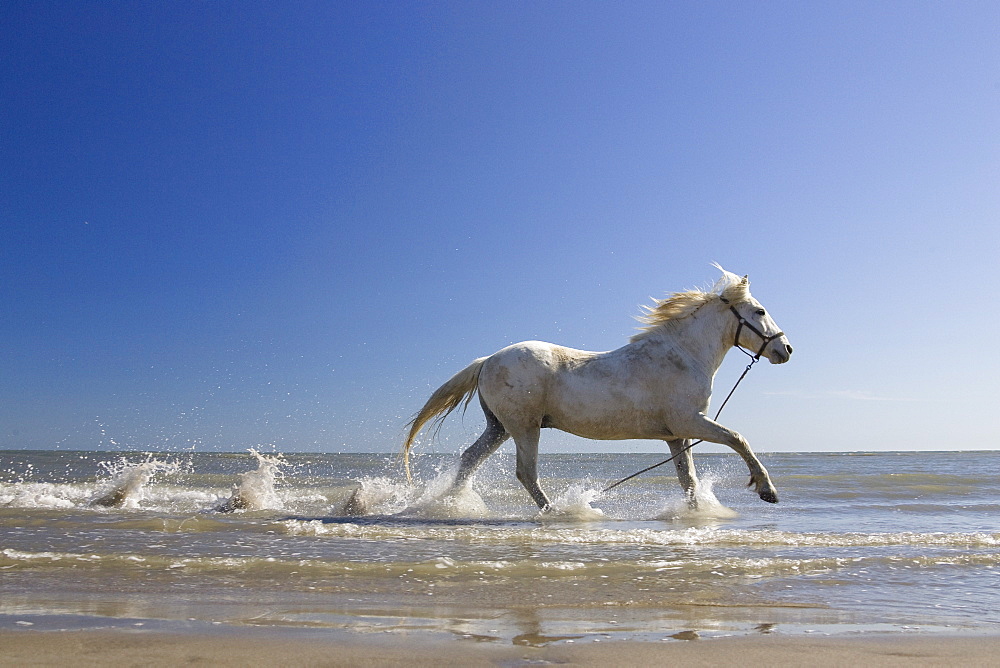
[1,450,998,642]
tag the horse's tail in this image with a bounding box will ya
[402,356,488,482]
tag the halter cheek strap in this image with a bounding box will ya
[721,299,785,360]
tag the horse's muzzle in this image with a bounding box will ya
[767,341,793,364]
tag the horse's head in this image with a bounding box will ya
[716,270,793,365]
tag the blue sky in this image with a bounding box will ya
[2,1,998,453]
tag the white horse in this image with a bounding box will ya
[403,266,793,510]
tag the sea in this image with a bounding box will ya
[2,449,999,644]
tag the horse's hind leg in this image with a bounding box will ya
[667,439,699,508]
[509,425,551,511]
[453,402,509,489]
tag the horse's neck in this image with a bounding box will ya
[649,307,733,377]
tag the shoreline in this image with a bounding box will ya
[5,449,999,666]
[3,627,1000,667]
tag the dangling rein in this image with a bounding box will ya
[602,302,784,493]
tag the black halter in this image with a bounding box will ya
[722,299,785,360]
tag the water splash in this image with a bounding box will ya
[345,472,608,521]
[339,465,495,519]
[401,461,512,519]
[215,450,285,513]
[543,484,606,521]
[403,479,491,519]
[655,477,738,521]
[90,458,177,508]
[339,476,412,516]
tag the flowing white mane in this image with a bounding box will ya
[631,265,750,342]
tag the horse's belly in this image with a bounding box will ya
[547,412,672,441]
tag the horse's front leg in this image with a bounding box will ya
[681,415,778,503]
[666,439,699,509]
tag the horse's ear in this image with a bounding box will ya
[741,275,749,285]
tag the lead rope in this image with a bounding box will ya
[601,345,760,494]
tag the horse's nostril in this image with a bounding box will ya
[785,344,794,355]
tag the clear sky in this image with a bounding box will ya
[2,1,998,454]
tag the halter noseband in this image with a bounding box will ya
[720,298,785,360]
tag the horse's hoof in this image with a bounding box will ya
[759,490,779,504]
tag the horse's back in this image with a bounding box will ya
[478,341,592,402]
[484,340,597,374]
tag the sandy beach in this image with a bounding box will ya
[3,629,1000,667]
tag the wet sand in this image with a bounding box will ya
[3,629,1000,667]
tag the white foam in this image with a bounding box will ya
[0,483,81,509]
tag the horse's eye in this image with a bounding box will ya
[755,309,766,316]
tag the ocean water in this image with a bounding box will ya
[1,449,998,643]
